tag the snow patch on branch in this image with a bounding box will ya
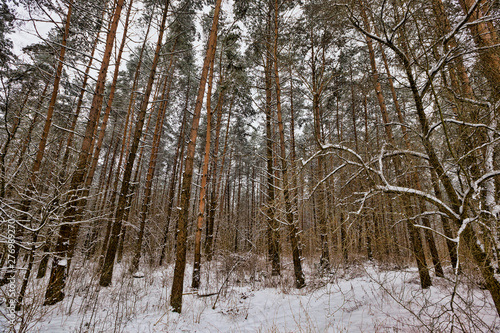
[375,184,459,221]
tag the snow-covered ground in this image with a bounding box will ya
[2,258,499,332]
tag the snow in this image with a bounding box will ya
[493,205,500,219]
[133,271,145,278]
[2,261,499,332]
[375,184,460,221]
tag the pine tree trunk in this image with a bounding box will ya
[131,47,176,274]
[159,80,190,266]
[99,14,153,264]
[57,12,104,187]
[272,0,305,288]
[203,90,225,260]
[170,0,222,312]
[358,0,432,287]
[264,8,281,276]
[99,0,170,287]
[192,53,216,289]
[44,0,126,305]
[458,0,500,101]
[2,0,72,289]
[66,2,133,269]
[205,99,232,262]
[309,26,330,270]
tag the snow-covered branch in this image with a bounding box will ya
[375,184,460,221]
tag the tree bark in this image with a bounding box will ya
[44,0,125,305]
[170,0,222,313]
[272,0,305,288]
[3,0,71,290]
[192,52,216,289]
[159,78,190,266]
[358,0,432,287]
[130,43,177,274]
[99,0,170,287]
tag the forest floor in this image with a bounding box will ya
[2,255,500,332]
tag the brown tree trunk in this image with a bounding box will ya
[192,52,216,289]
[44,0,125,305]
[99,0,170,287]
[3,0,72,289]
[272,0,305,288]
[66,1,133,268]
[202,50,226,260]
[130,44,177,274]
[359,0,432,287]
[205,97,232,261]
[203,89,225,259]
[309,27,330,270]
[289,67,304,270]
[117,67,162,264]
[87,140,119,260]
[99,14,153,265]
[170,0,222,313]
[159,78,191,266]
[458,0,500,101]
[430,0,483,185]
[264,6,280,276]
[340,212,348,263]
[57,10,105,187]
[431,0,474,100]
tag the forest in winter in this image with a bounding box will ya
[0,0,499,331]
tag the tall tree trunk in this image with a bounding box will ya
[272,0,305,288]
[2,0,72,289]
[57,10,105,188]
[289,67,304,270]
[116,69,160,264]
[130,45,177,274]
[431,0,474,100]
[205,98,232,261]
[192,53,216,289]
[87,139,120,260]
[44,0,125,305]
[170,0,222,313]
[99,0,170,287]
[159,78,191,266]
[66,1,133,269]
[308,24,331,270]
[358,0,432,288]
[264,5,280,276]
[99,14,153,264]
[203,84,225,260]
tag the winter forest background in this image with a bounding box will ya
[0,0,500,331]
